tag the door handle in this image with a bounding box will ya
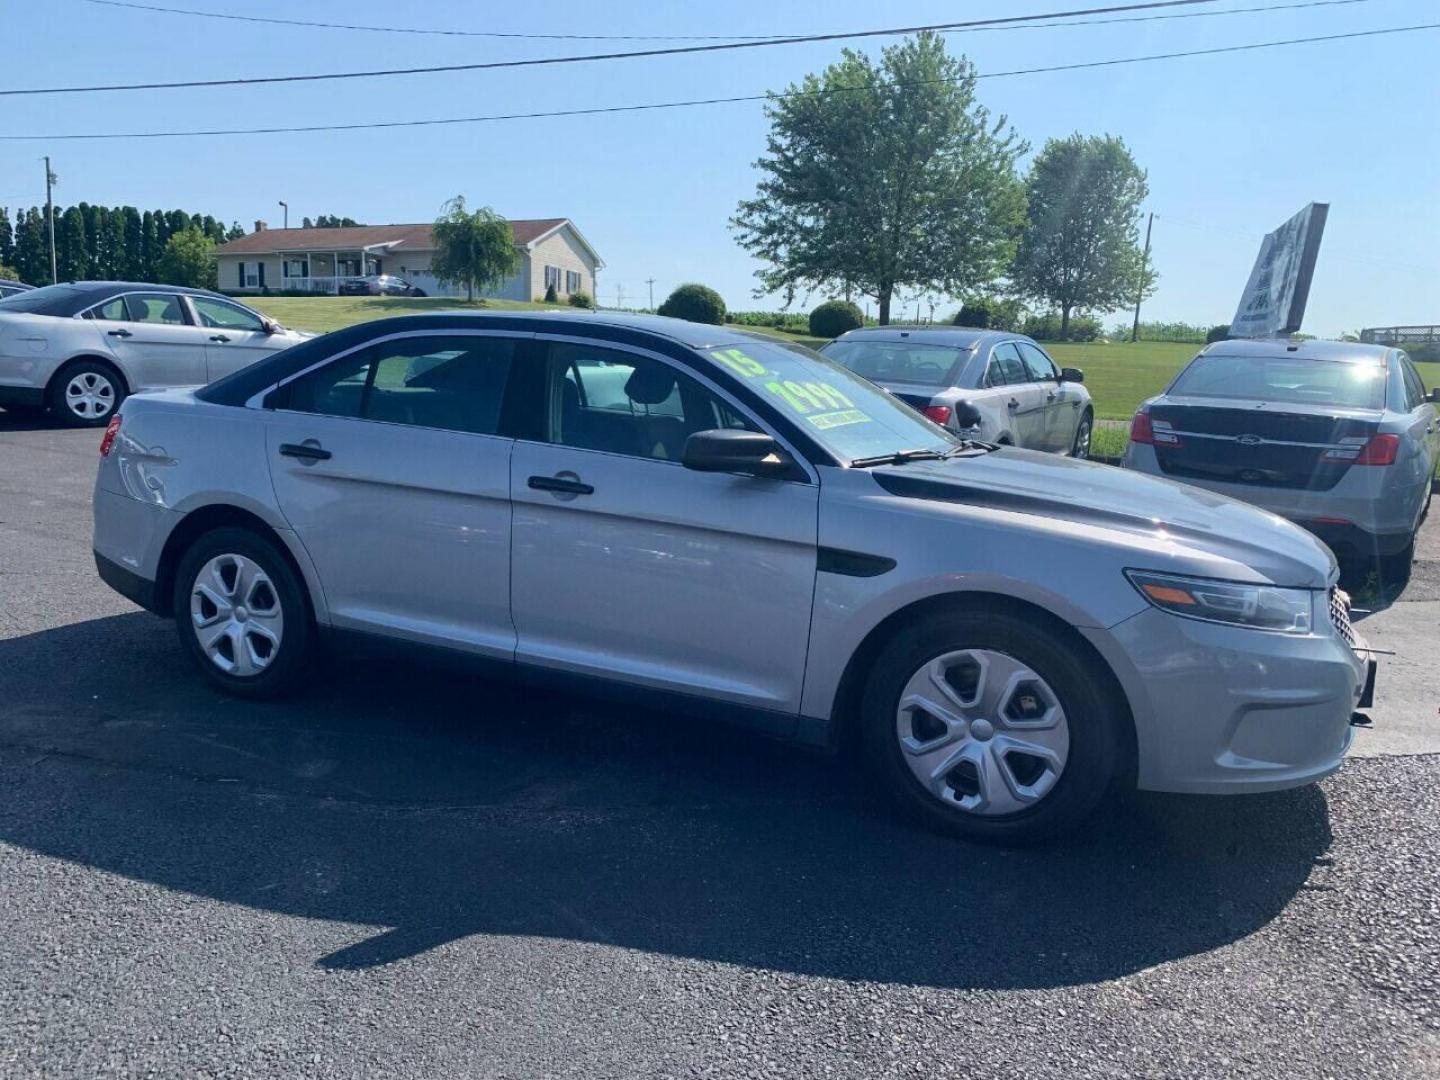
[278,441,331,462]
[1007,398,1020,411]
[1046,392,1057,402]
[107,328,133,338]
[528,473,593,496]
[209,334,231,343]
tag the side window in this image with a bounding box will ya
[985,343,1027,388]
[1399,355,1427,411]
[191,297,265,332]
[1017,342,1059,382]
[85,297,129,321]
[546,342,754,462]
[285,334,516,435]
[124,293,187,325]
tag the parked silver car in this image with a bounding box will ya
[1122,339,1439,567]
[821,327,1094,456]
[0,282,311,426]
[93,312,1374,843]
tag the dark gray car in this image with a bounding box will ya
[1122,339,1440,566]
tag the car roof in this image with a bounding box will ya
[829,326,1017,349]
[1199,338,1393,363]
[372,309,791,350]
[0,281,251,318]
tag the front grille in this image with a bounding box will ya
[1329,586,1356,648]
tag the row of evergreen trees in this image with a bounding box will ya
[0,205,246,287]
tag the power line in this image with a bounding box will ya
[1,0,1221,97]
[5,22,1435,141]
[73,0,1381,43]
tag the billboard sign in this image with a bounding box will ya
[1229,202,1329,339]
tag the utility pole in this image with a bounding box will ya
[616,283,626,308]
[1130,211,1154,343]
[645,277,655,309]
[278,201,288,229]
[44,156,57,284]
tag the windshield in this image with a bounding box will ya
[1169,353,1387,410]
[706,339,958,462]
[0,284,84,315]
[820,339,969,388]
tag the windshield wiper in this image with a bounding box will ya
[849,441,994,468]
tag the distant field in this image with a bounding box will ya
[1045,340,1197,421]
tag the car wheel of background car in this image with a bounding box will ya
[859,606,1120,844]
[172,526,315,699]
[47,359,124,428]
[1072,411,1093,459]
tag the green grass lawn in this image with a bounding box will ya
[1044,340,1198,421]
[724,322,830,350]
[250,295,564,334]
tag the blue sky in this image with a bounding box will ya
[4,0,1437,334]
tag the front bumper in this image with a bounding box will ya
[1085,603,1371,795]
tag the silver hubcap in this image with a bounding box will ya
[1074,420,1091,458]
[895,648,1070,816]
[189,554,284,677]
[65,371,115,420]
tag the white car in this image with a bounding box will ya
[0,282,312,426]
[822,328,1095,456]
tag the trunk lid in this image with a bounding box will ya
[1147,396,1382,492]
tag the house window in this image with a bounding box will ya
[544,265,561,291]
[284,258,309,279]
[566,270,582,294]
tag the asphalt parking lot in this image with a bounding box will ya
[1,414,1437,1079]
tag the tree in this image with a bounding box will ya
[140,211,160,280]
[14,208,47,284]
[314,214,362,228]
[430,197,519,302]
[0,263,18,281]
[732,33,1025,324]
[225,221,246,242]
[120,207,144,279]
[0,208,12,268]
[57,206,87,281]
[1010,134,1154,340]
[157,227,217,289]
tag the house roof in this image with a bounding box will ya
[212,218,572,256]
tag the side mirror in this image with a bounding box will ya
[682,429,797,479]
[1428,387,1440,404]
[262,318,282,335]
[952,399,983,429]
[1060,367,1085,383]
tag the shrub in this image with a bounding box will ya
[955,296,1025,332]
[568,290,594,309]
[1022,312,1100,342]
[728,310,809,331]
[809,299,863,339]
[1205,324,1231,344]
[543,282,558,304]
[657,283,726,325]
[1401,341,1440,363]
[954,299,992,328]
[0,264,18,281]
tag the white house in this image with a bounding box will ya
[212,218,604,301]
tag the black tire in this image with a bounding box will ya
[172,526,315,699]
[1072,410,1094,458]
[47,359,125,428]
[858,607,1121,845]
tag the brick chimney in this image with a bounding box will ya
[254,220,267,232]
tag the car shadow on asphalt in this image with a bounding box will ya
[0,612,1334,990]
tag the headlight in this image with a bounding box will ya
[1125,570,1313,634]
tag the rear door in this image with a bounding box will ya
[1397,351,1438,489]
[1017,341,1077,452]
[984,342,1045,447]
[90,291,209,389]
[188,295,286,381]
[264,329,523,657]
[508,336,818,721]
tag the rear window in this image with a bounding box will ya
[0,284,85,315]
[1169,353,1386,410]
[821,340,967,387]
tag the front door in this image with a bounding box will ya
[986,342,1046,448]
[188,294,286,381]
[95,291,209,390]
[264,330,523,657]
[1017,341,1079,452]
[509,339,819,721]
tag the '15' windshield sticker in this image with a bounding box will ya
[710,348,873,430]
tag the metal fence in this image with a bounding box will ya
[1360,325,1440,345]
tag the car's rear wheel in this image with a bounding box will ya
[1072,411,1093,458]
[173,527,315,698]
[859,608,1120,844]
[48,360,123,427]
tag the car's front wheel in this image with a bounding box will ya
[1072,410,1093,458]
[859,607,1121,844]
[49,360,124,427]
[173,527,315,698]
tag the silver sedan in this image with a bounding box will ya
[821,327,1094,456]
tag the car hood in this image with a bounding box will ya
[870,447,1336,588]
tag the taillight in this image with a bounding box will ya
[99,414,122,457]
[1352,433,1399,466]
[921,404,952,426]
[1129,410,1182,447]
